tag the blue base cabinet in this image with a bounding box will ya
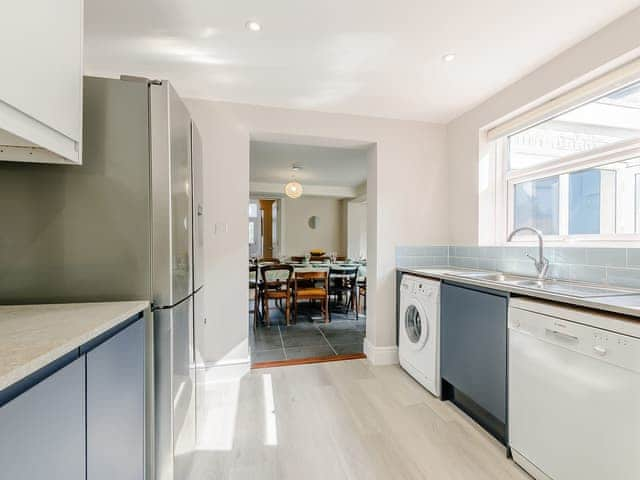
[441,282,508,443]
[0,313,145,480]
[0,358,86,480]
[87,318,145,480]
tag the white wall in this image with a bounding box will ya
[281,195,345,256]
[185,99,447,366]
[447,8,640,245]
[347,199,367,259]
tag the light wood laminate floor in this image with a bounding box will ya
[191,360,531,480]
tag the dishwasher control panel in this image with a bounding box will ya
[509,306,640,373]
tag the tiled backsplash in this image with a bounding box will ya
[396,245,640,290]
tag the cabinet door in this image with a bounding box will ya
[441,283,507,422]
[0,0,82,163]
[86,319,145,480]
[0,357,86,480]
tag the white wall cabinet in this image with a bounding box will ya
[0,0,83,164]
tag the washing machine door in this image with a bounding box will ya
[403,298,429,350]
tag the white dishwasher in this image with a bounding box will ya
[508,298,640,480]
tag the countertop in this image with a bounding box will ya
[0,301,149,392]
[398,267,640,320]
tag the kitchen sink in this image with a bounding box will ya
[453,272,524,283]
[511,279,634,298]
[450,271,636,298]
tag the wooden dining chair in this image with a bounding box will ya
[293,271,329,323]
[357,278,367,316]
[328,266,359,319]
[249,265,260,328]
[260,264,294,326]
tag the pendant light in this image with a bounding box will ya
[284,165,303,199]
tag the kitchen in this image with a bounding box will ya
[1,1,640,480]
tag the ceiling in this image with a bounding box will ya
[250,141,367,187]
[84,0,640,123]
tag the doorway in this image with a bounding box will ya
[249,198,282,260]
[247,139,370,366]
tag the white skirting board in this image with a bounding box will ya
[363,338,399,365]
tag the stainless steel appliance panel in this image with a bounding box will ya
[172,297,196,480]
[193,287,206,368]
[150,82,193,307]
[191,122,204,290]
[0,77,152,304]
[154,297,196,480]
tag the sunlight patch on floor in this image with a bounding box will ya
[197,376,241,451]
[262,373,278,446]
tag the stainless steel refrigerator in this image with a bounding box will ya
[0,76,205,480]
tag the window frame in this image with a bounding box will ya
[499,135,640,244]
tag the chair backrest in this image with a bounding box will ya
[330,266,359,285]
[295,270,328,291]
[261,264,294,291]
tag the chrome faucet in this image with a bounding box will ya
[507,227,550,279]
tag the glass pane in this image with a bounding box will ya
[404,306,421,343]
[248,202,258,218]
[568,169,616,235]
[514,176,559,235]
[249,222,255,244]
[509,81,640,171]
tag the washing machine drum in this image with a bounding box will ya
[403,299,429,350]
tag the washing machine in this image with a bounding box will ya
[399,274,440,397]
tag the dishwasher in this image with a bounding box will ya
[508,298,640,480]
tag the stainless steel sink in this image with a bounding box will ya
[511,279,633,298]
[450,271,636,298]
[453,272,523,282]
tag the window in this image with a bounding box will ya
[498,79,640,242]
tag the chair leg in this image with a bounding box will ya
[293,295,298,324]
[324,296,329,323]
[285,296,290,326]
[263,295,270,327]
[253,289,259,328]
[354,288,358,320]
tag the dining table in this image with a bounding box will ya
[255,262,366,282]
[250,261,366,324]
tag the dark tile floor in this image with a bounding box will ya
[249,301,365,363]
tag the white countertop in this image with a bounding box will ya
[0,301,149,391]
[398,267,640,320]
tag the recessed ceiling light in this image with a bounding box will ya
[442,53,456,63]
[246,20,261,32]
